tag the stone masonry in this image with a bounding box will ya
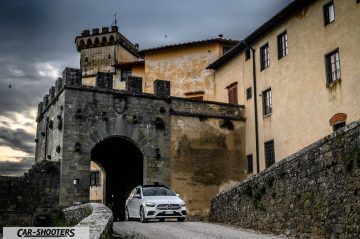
[34,67,245,214]
[210,120,360,239]
[0,161,60,229]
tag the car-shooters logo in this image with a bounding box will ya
[3,227,89,239]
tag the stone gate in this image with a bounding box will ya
[35,68,246,219]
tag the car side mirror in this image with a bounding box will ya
[176,193,180,197]
[134,194,141,199]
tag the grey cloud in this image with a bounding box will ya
[0,157,34,176]
[0,126,35,154]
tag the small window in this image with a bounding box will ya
[246,87,252,100]
[325,49,341,83]
[323,1,335,25]
[277,31,288,59]
[247,154,253,173]
[121,68,132,82]
[223,46,232,55]
[245,48,251,61]
[262,88,272,115]
[227,83,238,105]
[333,122,346,131]
[265,140,275,168]
[260,44,270,70]
[90,171,100,186]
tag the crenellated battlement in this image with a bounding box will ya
[75,25,139,53]
[36,67,171,122]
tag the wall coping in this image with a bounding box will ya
[212,119,360,199]
[63,203,113,239]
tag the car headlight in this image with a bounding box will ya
[145,202,156,207]
[180,203,186,207]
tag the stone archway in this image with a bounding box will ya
[91,136,143,221]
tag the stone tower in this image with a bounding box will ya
[75,25,140,86]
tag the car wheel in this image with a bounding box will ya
[125,208,130,221]
[159,218,165,222]
[177,217,185,222]
[139,207,148,223]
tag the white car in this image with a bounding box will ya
[125,185,186,222]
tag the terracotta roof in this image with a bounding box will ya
[139,38,239,55]
[113,61,145,68]
[207,0,315,70]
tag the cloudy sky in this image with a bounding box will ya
[0,0,292,176]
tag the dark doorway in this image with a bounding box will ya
[91,137,143,221]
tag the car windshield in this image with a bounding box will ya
[142,187,176,196]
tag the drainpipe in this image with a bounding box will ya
[244,41,260,173]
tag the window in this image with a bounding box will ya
[277,31,288,59]
[323,1,335,25]
[325,49,341,83]
[265,140,275,168]
[260,44,270,70]
[121,68,132,81]
[227,83,238,105]
[245,48,251,61]
[262,88,272,115]
[246,87,252,100]
[90,171,100,186]
[247,155,253,173]
[223,46,232,55]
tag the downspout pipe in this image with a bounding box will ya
[244,41,260,173]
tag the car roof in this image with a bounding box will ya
[142,185,171,190]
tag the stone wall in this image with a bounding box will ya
[63,203,113,239]
[0,161,60,229]
[210,120,360,239]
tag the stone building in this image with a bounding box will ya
[208,0,360,175]
[35,46,245,220]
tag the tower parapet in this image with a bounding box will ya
[74,25,137,54]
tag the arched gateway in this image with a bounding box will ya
[91,136,143,220]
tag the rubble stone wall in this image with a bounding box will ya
[0,161,60,229]
[210,120,360,239]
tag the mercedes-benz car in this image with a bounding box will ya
[125,185,186,222]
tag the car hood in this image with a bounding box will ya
[143,196,185,205]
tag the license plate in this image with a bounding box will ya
[164,211,173,215]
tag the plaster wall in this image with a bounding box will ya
[89,161,104,203]
[170,116,246,218]
[144,43,226,100]
[214,0,360,173]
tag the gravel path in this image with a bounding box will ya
[113,221,287,239]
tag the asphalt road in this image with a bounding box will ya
[113,221,287,239]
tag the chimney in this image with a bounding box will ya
[134,43,139,50]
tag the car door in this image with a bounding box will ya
[128,187,142,218]
[126,188,136,218]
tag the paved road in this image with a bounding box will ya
[113,221,287,239]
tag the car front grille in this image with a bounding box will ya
[156,204,181,210]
